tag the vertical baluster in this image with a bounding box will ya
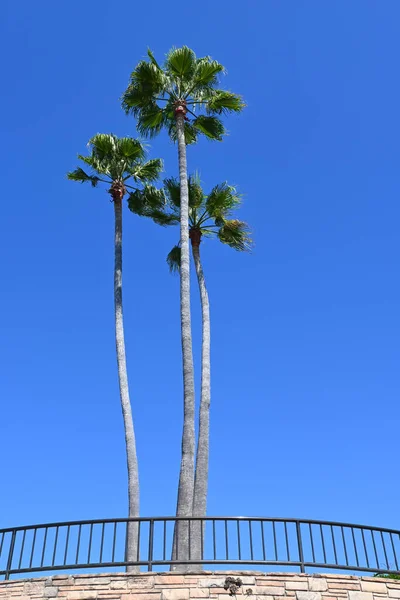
[380,531,389,570]
[273,521,278,561]
[284,522,290,561]
[371,530,379,569]
[351,528,359,567]
[40,528,48,568]
[225,520,229,560]
[320,524,327,563]
[341,526,349,566]
[30,529,37,568]
[76,525,82,564]
[213,520,216,560]
[330,526,338,565]
[88,524,93,564]
[361,528,370,568]
[112,523,117,563]
[261,521,266,561]
[52,527,59,567]
[100,523,105,563]
[163,521,166,562]
[237,520,241,561]
[18,530,26,569]
[390,533,399,571]
[309,523,316,563]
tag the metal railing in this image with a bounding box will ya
[1,516,399,580]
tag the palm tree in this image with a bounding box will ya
[130,175,251,563]
[67,133,163,571]
[122,47,244,564]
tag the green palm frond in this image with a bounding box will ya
[163,174,204,210]
[206,90,245,115]
[117,137,146,160]
[136,103,168,138]
[147,209,179,227]
[128,185,166,216]
[67,168,100,187]
[166,46,196,81]
[206,182,241,218]
[191,58,225,91]
[193,115,225,140]
[167,245,181,273]
[218,219,252,252]
[88,133,118,159]
[129,158,163,183]
[122,60,166,113]
[163,177,181,208]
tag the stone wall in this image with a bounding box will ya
[1,572,400,600]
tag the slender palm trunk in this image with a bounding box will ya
[114,198,140,573]
[191,240,211,566]
[172,109,196,570]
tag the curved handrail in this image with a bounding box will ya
[1,516,399,580]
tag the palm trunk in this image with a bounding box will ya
[114,199,140,573]
[172,110,196,570]
[191,241,211,567]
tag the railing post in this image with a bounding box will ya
[148,520,154,572]
[296,521,305,573]
[5,530,17,580]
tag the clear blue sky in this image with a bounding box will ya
[1,0,399,534]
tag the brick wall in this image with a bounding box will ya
[1,571,399,600]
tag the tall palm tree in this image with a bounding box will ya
[130,175,251,563]
[122,47,244,564]
[67,133,163,571]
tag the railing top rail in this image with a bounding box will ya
[1,516,399,536]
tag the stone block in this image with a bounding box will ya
[309,579,328,592]
[296,592,322,600]
[361,583,388,594]
[389,591,400,599]
[285,582,309,591]
[155,577,187,586]
[256,587,285,596]
[44,587,59,598]
[199,580,226,589]
[348,592,374,600]
[67,592,98,600]
[162,588,190,600]
[190,589,210,598]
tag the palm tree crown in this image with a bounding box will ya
[134,175,251,266]
[122,46,245,143]
[67,133,164,204]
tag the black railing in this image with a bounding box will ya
[1,517,399,580]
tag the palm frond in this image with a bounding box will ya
[193,115,225,140]
[206,90,245,115]
[163,177,181,208]
[218,219,252,252]
[166,46,196,80]
[147,209,179,227]
[128,185,166,215]
[77,154,111,177]
[122,60,167,114]
[130,158,163,183]
[88,133,118,160]
[191,58,225,90]
[206,182,241,218]
[163,174,204,210]
[117,137,146,160]
[167,245,181,273]
[67,168,100,187]
[136,103,167,138]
